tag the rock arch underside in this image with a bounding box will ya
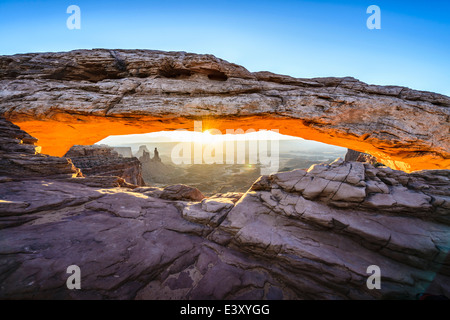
[0,49,449,172]
[0,49,449,300]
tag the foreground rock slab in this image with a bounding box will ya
[0,180,289,299]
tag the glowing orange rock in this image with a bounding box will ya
[1,49,449,172]
[9,114,449,173]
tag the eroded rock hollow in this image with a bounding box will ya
[1,49,449,172]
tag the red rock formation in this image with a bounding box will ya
[345,149,379,165]
[0,49,449,172]
[65,145,145,186]
[0,117,81,179]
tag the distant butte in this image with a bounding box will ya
[0,49,449,172]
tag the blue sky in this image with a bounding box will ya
[1,0,449,96]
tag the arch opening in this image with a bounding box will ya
[94,129,348,195]
[8,114,448,174]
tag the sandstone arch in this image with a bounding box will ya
[1,49,449,172]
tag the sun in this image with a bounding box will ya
[199,130,221,144]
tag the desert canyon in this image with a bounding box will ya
[0,49,449,299]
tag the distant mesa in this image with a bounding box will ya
[135,145,150,159]
[137,145,177,186]
[140,149,151,162]
[113,146,133,158]
[138,146,161,163]
[153,147,161,162]
[64,144,145,186]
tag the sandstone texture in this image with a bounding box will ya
[345,149,379,165]
[64,145,145,186]
[0,118,449,300]
[0,117,80,179]
[0,49,449,171]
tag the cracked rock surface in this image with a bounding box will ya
[0,117,449,299]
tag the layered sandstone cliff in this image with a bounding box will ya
[0,117,80,179]
[65,145,145,186]
[0,49,449,171]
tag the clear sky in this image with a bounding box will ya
[0,0,449,96]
